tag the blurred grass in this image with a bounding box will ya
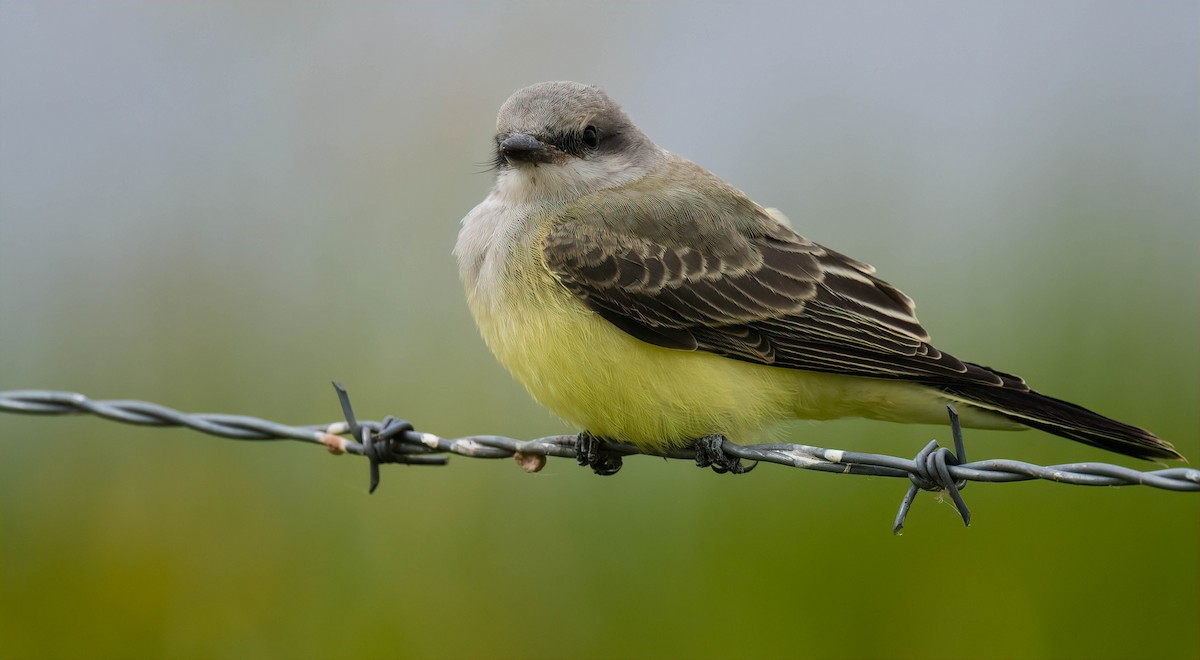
[1,3,1197,659]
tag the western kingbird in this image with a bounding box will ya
[455,81,1180,473]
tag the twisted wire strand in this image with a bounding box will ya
[3,387,1196,532]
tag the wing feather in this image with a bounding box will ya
[542,157,1020,390]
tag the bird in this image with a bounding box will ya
[454,80,1181,474]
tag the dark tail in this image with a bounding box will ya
[937,381,1183,461]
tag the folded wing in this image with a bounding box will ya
[542,158,1023,391]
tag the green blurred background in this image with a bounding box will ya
[1,2,1196,659]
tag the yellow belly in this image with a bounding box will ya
[476,296,796,448]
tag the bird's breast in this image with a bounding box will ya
[457,215,804,447]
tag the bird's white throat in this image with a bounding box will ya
[491,150,661,208]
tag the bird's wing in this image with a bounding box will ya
[542,161,1019,389]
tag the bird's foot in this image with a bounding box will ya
[694,434,756,474]
[575,431,623,476]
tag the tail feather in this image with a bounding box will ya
[937,380,1182,461]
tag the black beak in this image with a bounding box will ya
[499,132,552,163]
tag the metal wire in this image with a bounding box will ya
[2,386,1196,533]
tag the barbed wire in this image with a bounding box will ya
[1,385,1196,533]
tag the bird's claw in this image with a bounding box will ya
[575,431,623,476]
[694,434,756,474]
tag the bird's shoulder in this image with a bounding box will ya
[544,155,923,336]
[549,154,784,255]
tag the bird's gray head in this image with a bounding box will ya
[490,81,663,204]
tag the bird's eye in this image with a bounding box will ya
[582,125,599,149]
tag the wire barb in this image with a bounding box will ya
[893,406,971,535]
[1,388,1196,532]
